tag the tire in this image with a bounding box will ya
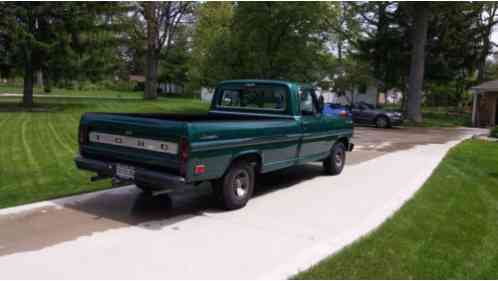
[212,160,255,210]
[323,142,346,175]
[375,116,390,128]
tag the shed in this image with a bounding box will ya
[470,80,498,127]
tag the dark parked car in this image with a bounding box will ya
[350,102,403,128]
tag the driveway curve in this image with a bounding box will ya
[0,127,486,279]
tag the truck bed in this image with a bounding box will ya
[79,111,297,178]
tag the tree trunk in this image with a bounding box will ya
[23,52,34,107]
[144,49,158,100]
[42,66,51,93]
[406,4,430,123]
[477,27,491,83]
[143,3,159,100]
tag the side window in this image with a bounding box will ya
[300,89,317,115]
[220,90,241,107]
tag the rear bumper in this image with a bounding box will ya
[74,156,187,189]
[389,118,404,126]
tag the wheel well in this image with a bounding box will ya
[336,137,349,148]
[230,153,262,174]
[376,114,390,122]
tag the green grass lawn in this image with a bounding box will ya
[295,140,498,279]
[0,84,144,98]
[0,96,209,209]
[406,107,472,128]
[382,106,472,128]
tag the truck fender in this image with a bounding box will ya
[328,137,350,154]
[227,151,262,174]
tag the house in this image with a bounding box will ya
[200,87,215,103]
[128,75,183,95]
[470,80,498,127]
[317,83,379,106]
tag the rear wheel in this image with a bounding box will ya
[323,142,346,175]
[212,160,255,210]
[375,116,390,128]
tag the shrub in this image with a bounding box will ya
[491,126,498,138]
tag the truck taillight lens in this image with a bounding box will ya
[179,137,189,160]
[79,125,88,145]
[179,137,189,176]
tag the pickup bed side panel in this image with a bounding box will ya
[187,119,301,182]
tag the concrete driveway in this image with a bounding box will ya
[0,127,485,279]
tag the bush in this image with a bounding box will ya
[491,126,498,138]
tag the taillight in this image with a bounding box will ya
[339,110,349,118]
[79,125,88,145]
[179,137,189,176]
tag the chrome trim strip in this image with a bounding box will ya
[209,110,296,119]
[89,132,178,154]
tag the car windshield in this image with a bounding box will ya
[358,103,375,110]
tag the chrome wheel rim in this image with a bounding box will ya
[233,170,249,198]
[377,118,387,128]
[335,150,344,167]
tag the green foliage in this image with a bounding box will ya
[188,2,335,89]
[0,3,129,97]
[424,81,473,108]
[346,2,493,108]
[188,2,234,88]
[491,126,498,138]
[295,140,498,279]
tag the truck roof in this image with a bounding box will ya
[219,79,312,89]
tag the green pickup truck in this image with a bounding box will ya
[75,80,354,210]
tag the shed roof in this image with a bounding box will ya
[129,75,145,82]
[470,80,498,94]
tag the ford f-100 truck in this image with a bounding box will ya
[75,80,354,210]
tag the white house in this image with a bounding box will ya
[316,84,378,106]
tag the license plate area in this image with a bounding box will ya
[116,164,135,180]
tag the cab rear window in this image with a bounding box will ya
[217,84,287,112]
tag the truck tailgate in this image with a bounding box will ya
[79,113,186,173]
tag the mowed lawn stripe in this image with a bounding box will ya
[4,113,39,203]
[21,117,42,173]
[48,117,76,155]
[0,97,209,208]
[0,113,14,187]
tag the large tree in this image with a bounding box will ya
[134,2,192,100]
[0,3,64,106]
[405,3,431,123]
[188,2,234,88]
[476,3,498,82]
[0,3,126,106]
[189,2,333,87]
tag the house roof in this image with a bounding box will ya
[129,75,145,82]
[470,80,498,94]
